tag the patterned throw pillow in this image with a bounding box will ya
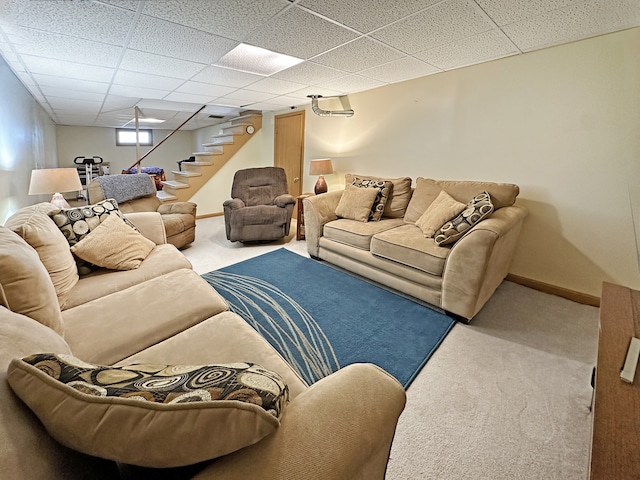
[8,353,289,468]
[351,177,393,221]
[49,199,137,274]
[434,192,494,246]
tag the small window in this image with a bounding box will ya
[116,128,153,146]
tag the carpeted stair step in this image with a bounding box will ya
[162,180,189,190]
[156,190,177,202]
[172,170,202,178]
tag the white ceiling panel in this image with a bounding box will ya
[299,0,442,33]
[360,57,441,83]
[372,0,495,54]
[503,0,640,51]
[142,0,288,41]
[246,7,359,59]
[0,0,636,128]
[129,15,238,64]
[415,29,519,70]
[312,37,404,73]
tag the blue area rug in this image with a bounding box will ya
[202,249,455,388]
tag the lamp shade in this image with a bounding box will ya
[309,158,333,176]
[28,168,83,195]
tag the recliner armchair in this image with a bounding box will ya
[223,167,296,243]
[88,173,196,249]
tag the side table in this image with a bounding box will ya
[296,193,313,241]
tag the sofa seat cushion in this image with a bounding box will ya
[62,244,192,310]
[8,353,288,468]
[370,224,450,276]
[62,269,228,365]
[324,218,404,251]
[0,226,65,334]
[234,205,289,226]
[160,212,196,239]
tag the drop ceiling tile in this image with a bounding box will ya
[21,55,115,82]
[246,6,359,59]
[98,0,140,11]
[263,95,308,107]
[142,0,288,41]
[317,74,385,94]
[55,115,101,127]
[415,29,518,70]
[191,66,263,88]
[176,81,236,97]
[359,56,440,83]
[503,0,640,51]
[163,91,217,104]
[119,50,206,79]
[2,25,122,67]
[299,0,441,33]
[372,0,495,54]
[32,74,109,94]
[40,86,105,102]
[47,97,102,112]
[219,89,276,103]
[475,0,581,26]
[101,95,139,113]
[129,15,238,64]
[273,61,345,84]
[0,0,134,45]
[243,101,287,111]
[288,86,345,99]
[245,77,306,95]
[312,37,404,73]
[109,84,169,99]
[113,70,184,91]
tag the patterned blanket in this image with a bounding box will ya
[96,174,156,204]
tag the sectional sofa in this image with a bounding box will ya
[304,175,528,321]
[0,201,405,479]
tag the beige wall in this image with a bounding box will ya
[56,126,192,176]
[284,28,639,297]
[0,56,58,223]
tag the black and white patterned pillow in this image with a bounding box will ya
[351,177,393,222]
[434,192,494,246]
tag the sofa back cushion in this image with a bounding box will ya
[345,174,412,218]
[0,226,65,334]
[404,178,519,224]
[5,203,79,308]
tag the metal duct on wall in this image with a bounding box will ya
[308,95,354,117]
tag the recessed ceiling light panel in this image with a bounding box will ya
[215,44,303,76]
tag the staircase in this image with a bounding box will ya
[157,112,262,203]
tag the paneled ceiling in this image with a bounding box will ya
[0,0,638,130]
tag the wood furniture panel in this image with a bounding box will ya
[296,193,312,241]
[590,282,640,479]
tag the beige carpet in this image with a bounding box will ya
[184,216,599,480]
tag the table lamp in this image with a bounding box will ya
[309,158,333,195]
[28,168,83,209]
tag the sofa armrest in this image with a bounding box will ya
[223,198,245,210]
[442,204,528,320]
[274,194,296,208]
[157,202,197,216]
[123,212,167,245]
[303,191,342,257]
[192,363,406,480]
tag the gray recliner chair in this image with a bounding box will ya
[223,167,296,243]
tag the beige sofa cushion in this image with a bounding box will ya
[335,185,378,222]
[370,224,450,276]
[404,178,519,223]
[415,190,466,238]
[345,174,412,218]
[8,354,288,468]
[0,226,64,334]
[70,213,155,270]
[5,203,78,308]
[349,177,393,221]
[323,218,404,250]
[435,192,494,246]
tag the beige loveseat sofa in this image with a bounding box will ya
[304,175,528,321]
[0,202,405,479]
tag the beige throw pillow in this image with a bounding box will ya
[335,185,379,222]
[70,213,155,270]
[435,192,494,246]
[415,190,466,238]
[8,353,289,468]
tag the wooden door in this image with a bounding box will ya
[274,111,305,210]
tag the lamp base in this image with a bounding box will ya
[50,193,71,209]
[314,175,328,195]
